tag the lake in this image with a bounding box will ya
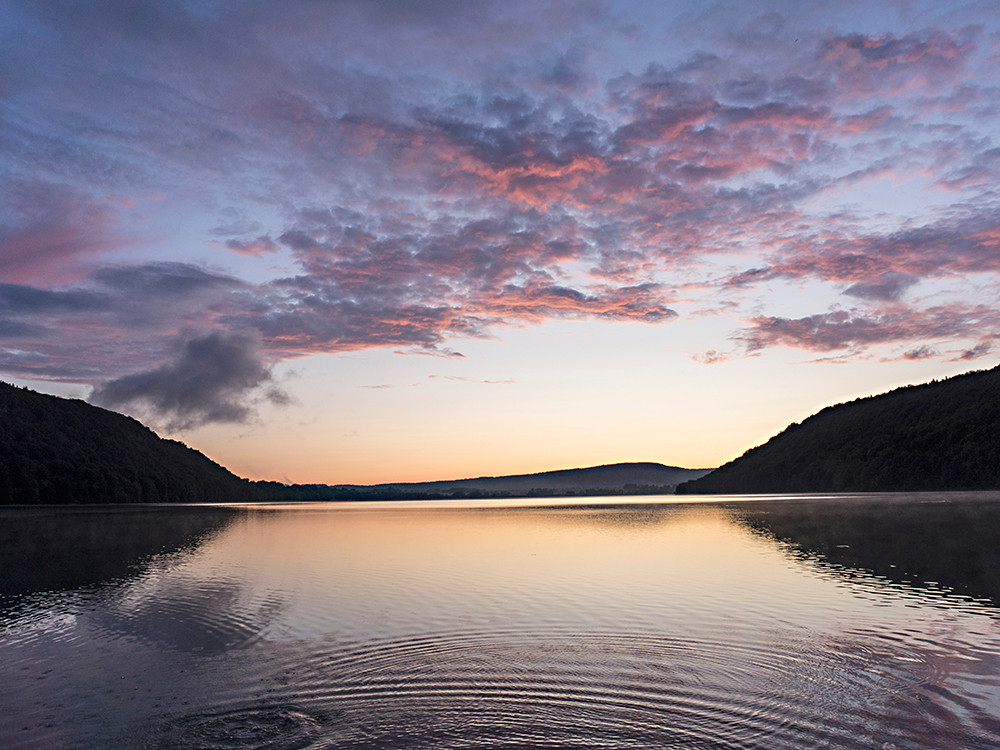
[3,493,1000,749]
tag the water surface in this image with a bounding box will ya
[3,494,1000,749]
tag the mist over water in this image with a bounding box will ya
[3,496,1000,749]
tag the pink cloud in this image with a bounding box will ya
[475,282,676,324]
[823,29,975,98]
[3,1,999,413]
[0,183,125,284]
[725,208,1000,295]
[225,236,280,256]
[738,305,1000,354]
[692,349,729,364]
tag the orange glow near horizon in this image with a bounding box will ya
[180,321,979,486]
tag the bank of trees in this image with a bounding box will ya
[0,382,266,504]
[0,383,682,505]
[677,364,1000,494]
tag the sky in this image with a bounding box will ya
[2,0,999,485]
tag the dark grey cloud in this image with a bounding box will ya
[0,263,250,382]
[92,262,242,297]
[903,345,938,360]
[90,332,286,430]
[92,262,250,330]
[538,48,593,93]
[0,319,38,338]
[0,283,109,313]
[843,272,919,301]
[957,341,992,360]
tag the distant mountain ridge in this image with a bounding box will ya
[677,364,1000,494]
[0,382,707,503]
[356,462,712,496]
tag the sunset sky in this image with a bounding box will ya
[2,0,999,484]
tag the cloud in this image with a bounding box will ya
[822,29,975,98]
[0,263,253,382]
[242,206,680,359]
[843,272,919,301]
[92,262,244,298]
[225,236,279,256]
[939,147,1000,191]
[2,2,999,395]
[427,375,515,385]
[90,332,286,431]
[0,319,39,338]
[955,340,993,361]
[724,208,1000,293]
[0,283,109,313]
[482,282,677,323]
[0,181,124,284]
[737,305,1000,355]
[692,349,729,364]
[903,345,938,360]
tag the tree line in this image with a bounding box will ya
[0,382,268,504]
[677,364,1000,494]
[0,382,683,504]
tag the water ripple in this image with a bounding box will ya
[89,579,284,652]
[149,627,999,749]
[153,706,323,750]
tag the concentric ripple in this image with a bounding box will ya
[90,578,284,652]
[6,500,1000,750]
[153,706,322,750]
[149,627,1000,750]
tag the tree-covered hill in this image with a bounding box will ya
[677,364,1000,494]
[0,382,708,504]
[366,462,711,496]
[0,382,261,504]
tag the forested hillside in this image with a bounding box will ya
[0,382,260,504]
[0,382,706,504]
[369,462,711,495]
[677,364,1000,494]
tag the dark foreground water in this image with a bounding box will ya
[3,494,1000,749]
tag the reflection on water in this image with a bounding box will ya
[2,496,1000,749]
[730,492,1000,605]
[0,505,241,598]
